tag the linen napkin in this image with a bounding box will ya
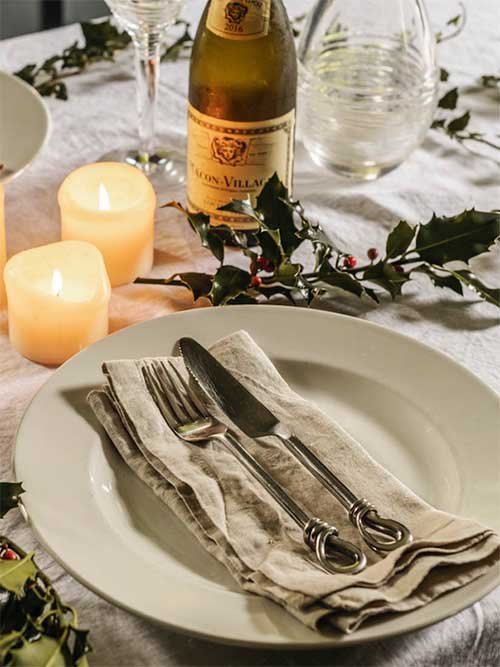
[87,331,500,633]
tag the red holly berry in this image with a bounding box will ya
[394,264,404,273]
[367,247,379,261]
[343,255,357,269]
[1,548,18,561]
[250,275,263,287]
[256,257,274,272]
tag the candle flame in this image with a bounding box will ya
[51,269,63,297]
[98,183,111,211]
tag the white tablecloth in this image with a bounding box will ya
[1,1,499,665]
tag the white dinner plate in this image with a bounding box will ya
[14,306,500,648]
[0,70,51,184]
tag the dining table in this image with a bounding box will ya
[0,0,499,664]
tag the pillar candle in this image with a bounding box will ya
[0,185,6,307]
[4,241,111,365]
[58,162,156,287]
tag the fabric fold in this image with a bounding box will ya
[87,330,499,633]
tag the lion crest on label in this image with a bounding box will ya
[211,136,248,165]
[224,2,248,25]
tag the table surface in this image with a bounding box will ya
[1,1,499,665]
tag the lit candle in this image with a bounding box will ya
[4,240,110,365]
[0,185,6,307]
[58,162,156,287]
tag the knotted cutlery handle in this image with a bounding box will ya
[304,518,367,575]
[277,436,413,553]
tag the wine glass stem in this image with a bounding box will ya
[133,31,161,162]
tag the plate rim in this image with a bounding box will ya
[0,69,51,185]
[13,305,500,648]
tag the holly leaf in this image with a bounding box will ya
[0,553,37,595]
[8,633,69,667]
[13,64,37,85]
[385,220,416,258]
[447,110,471,134]
[452,270,500,306]
[70,626,91,665]
[318,270,365,298]
[209,266,251,306]
[274,260,302,284]
[81,20,131,52]
[220,198,261,224]
[255,173,299,256]
[437,87,459,110]
[416,265,463,296]
[415,210,500,265]
[364,262,410,299]
[0,482,25,518]
[440,68,449,82]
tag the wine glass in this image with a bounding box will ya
[103,0,185,184]
[298,0,438,180]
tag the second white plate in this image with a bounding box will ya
[14,306,500,647]
[0,70,50,184]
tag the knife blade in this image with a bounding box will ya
[178,337,288,439]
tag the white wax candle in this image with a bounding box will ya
[4,241,111,365]
[0,185,6,307]
[58,162,156,287]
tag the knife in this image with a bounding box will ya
[179,336,413,554]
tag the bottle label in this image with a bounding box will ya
[207,0,271,41]
[187,104,295,230]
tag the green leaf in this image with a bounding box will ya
[81,19,131,51]
[318,270,364,298]
[416,265,463,296]
[168,273,212,301]
[447,13,462,27]
[219,198,261,223]
[0,482,25,518]
[440,68,449,82]
[0,628,24,653]
[70,626,91,665]
[255,173,299,256]
[415,210,500,265]
[447,110,471,134]
[385,220,416,258]
[481,75,500,88]
[0,553,37,595]
[9,634,68,667]
[364,262,410,299]
[452,269,500,306]
[13,65,37,85]
[437,87,459,110]
[274,260,302,283]
[209,266,251,306]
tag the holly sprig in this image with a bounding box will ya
[13,18,193,100]
[432,77,500,153]
[0,482,91,667]
[136,174,500,308]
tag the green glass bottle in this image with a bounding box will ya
[188,0,297,230]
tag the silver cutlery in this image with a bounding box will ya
[141,359,367,575]
[179,337,413,554]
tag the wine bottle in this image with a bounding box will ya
[188,0,297,230]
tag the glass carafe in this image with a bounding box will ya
[298,0,438,180]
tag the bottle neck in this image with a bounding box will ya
[206,0,272,41]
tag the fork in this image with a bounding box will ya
[141,359,368,575]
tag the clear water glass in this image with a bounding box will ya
[103,0,185,184]
[298,0,438,180]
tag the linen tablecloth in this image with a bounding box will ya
[1,1,499,664]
